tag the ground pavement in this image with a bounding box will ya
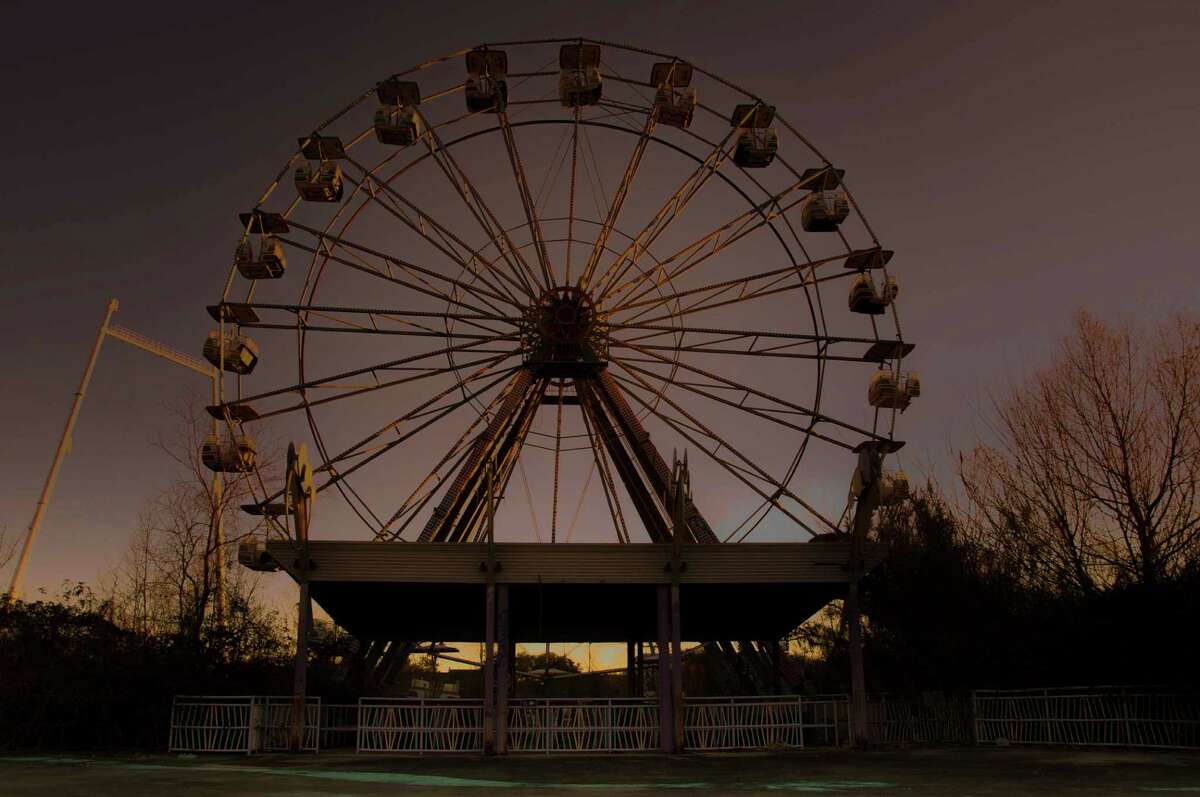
[3,746,1199,795]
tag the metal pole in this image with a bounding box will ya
[291,445,313,752]
[483,460,497,755]
[669,582,684,753]
[209,376,226,628]
[669,457,687,753]
[6,298,119,604]
[496,584,510,754]
[626,641,637,697]
[847,444,881,748]
[656,585,673,753]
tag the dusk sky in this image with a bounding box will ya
[4,0,1198,603]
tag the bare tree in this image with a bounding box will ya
[0,523,15,580]
[105,397,277,640]
[962,311,1200,592]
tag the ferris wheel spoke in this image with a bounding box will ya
[612,357,831,445]
[551,381,565,542]
[577,103,656,290]
[382,438,477,541]
[610,341,865,364]
[280,223,517,317]
[245,363,516,514]
[564,459,597,542]
[252,352,515,422]
[615,339,887,446]
[586,126,737,296]
[610,321,878,348]
[432,374,548,544]
[576,385,632,544]
[608,168,841,312]
[564,108,581,284]
[377,380,514,540]
[619,268,858,328]
[612,371,833,536]
[213,301,520,330]
[419,113,544,299]
[281,234,504,318]
[496,110,554,289]
[315,363,519,495]
[340,155,530,306]
[216,334,520,413]
[251,321,511,343]
[611,247,866,319]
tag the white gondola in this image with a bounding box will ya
[651,61,695,128]
[203,330,260,375]
[559,43,602,107]
[294,161,343,202]
[374,78,423,146]
[731,103,778,168]
[234,236,286,280]
[654,86,696,128]
[201,433,257,473]
[868,370,921,411]
[800,189,850,232]
[238,534,279,572]
[465,49,508,112]
[374,105,423,146]
[848,273,898,315]
[878,470,910,505]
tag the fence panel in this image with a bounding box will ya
[357,698,484,753]
[802,695,852,747]
[320,703,360,750]
[507,698,659,752]
[258,697,320,752]
[684,695,850,751]
[168,696,255,753]
[867,693,972,744]
[974,688,1200,749]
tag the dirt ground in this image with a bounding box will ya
[3,746,1199,795]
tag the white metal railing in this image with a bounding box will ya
[973,688,1200,749]
[508,698,659,752]
[684,695,850,750]
[320,703,360,750]
[868,693,971,744]
[357,697,484,753]
[258,697,321,752]
[172,688,1199,754]
[168,696,319,753]
[169,696,256,754]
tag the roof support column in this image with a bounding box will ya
[669,582,685,752]
[848,442,884,747]
[495,583,510,754]
[626,641,637,697]
[483,581,496,755]
[656,585,675,753]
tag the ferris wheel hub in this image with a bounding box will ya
[522,286,609,377]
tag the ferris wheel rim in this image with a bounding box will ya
[213,38,911,544]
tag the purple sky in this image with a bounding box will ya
[4,0,1199,600]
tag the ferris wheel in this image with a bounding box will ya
[203,37,919,548]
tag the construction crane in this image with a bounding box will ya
[5,298,229,626]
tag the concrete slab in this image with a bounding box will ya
[3,747,1200,796]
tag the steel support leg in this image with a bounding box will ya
[483,582,496,755]
[291,580,311,752]
[626,641,637,697]
[670,582,685,753]
[496,584,510,754]
[656,585,674,753]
